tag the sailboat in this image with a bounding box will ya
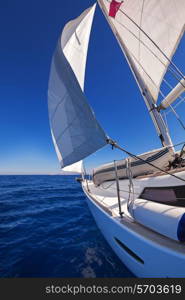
[48,0,185,277]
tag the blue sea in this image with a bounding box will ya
[0,175,134,278]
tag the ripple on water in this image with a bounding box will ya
[0,175,134,278]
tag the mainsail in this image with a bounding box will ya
[48,4,107,169]
[98,0,185,101]
[98,0,185,148]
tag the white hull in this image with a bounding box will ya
[82,173,185,277]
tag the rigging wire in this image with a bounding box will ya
[166,140,185,151]
[103,0,185,140]
[168,105,185,131]
[158,88,185,131]
[114,11,184,87]
[104,0,185,88]
[162,111,169,130]
[159,77,185,130]
[115,16,185,103]
[172,96,185,111]
[117,3,185,85]
[114,8,185,133]
[162,78,185,114]
[106,138,185,183]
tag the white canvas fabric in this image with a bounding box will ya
[62,4,96,90]
[98,0,185,101]
[62,160,83,173]
[48,4,107,168]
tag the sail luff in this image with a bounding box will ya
[98,0,173,148]
[113,2,185,88]
[60,4,96,173]
[98,0,185,102]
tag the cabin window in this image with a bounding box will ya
[114,237,144,264]
[140,185,185,206]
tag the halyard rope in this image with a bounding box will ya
[106,138,185,183]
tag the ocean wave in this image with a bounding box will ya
[0,175,134,278]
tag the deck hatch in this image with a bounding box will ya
[114,237,144,264]
[140,185,185,206]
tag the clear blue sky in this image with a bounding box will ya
[0,0,185,174]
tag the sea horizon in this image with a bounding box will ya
[0,173,80,176]
[0,174,134,277]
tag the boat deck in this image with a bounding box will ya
[85,180,132,218]
[82,180,185,256]
[84,166,185,217]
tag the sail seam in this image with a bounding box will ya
[50,91,68,121]
[104,0,185,83]
[118,3,185,85]
[138,0,145,72]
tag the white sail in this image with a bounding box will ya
[62,4,96,91]
[61,4,96,172]
[98,0,185,101]
[48,4,107,168]
[62,161,83,174]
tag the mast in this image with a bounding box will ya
[98,0,173,148]
[117,31,173,148]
